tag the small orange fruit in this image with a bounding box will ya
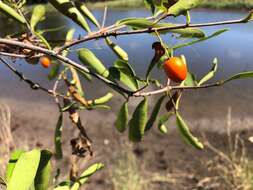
[163,57,187,83]
[40,56,51,68]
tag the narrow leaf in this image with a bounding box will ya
[30,5,46,31]
[75,2,100,27]
[105,38,128,61]
[173,29,228,50]
[6,149,24,183]
[176,112,204,150]
[223,71,253,84]
[92,93,113,105]
[54,113,63,159]
[117,18,204,38]
[71,163,104,190]
[49,0,91,32]
[34,150,52,190]
[0,1,26,24]
[7,149,41,190]
[198,58,218,86]
[129,98,148,142]
[145,95,165,131]
[115,102,128,133]
[169,0,203,16]
[78,48,109,78]
[158,113,173,134]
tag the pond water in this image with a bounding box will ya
[0,8,253,117]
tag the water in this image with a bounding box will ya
[0,9,253,118]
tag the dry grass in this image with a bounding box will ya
[201,107,253,190]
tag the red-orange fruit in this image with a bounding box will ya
[40,56,51,68]
[163,57,187,83]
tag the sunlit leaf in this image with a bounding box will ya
[92,92,113,105]
[117,18,205,38]
[182,72,198,86]
[169,0,203,16]
[78,48,109,78]
[105,38,129,61]
[0,1,26,24]
[129,98,148,142]
[173,29,228,50]
[157,113,173,134]
[145,95,165,131]
[71,163,104,190]
[198,58,218,86]
[49,0,91,32]
[6,149,24,183]
[116,102,128,133]
[34,150,52,190]
[30,5,46,31]
[75,1,100,27]
[176,112,204,150]
[7,149,41,190]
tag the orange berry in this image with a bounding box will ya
[163,57,187,83]
[40,56,51,68]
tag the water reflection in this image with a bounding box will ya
[0,9,253,100]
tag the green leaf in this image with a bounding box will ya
[54,113,63,159]
[30,5,46,31]
[198,58,218,86]
[75,2,100,27]
[173,29,228,50]
[48,0,91,32]
[48,61,61,80]
[182,72,198,86]
[71,163,104,190]
[224,71,253,83]
[109,59,139,91]
[34,150,52,190]
[144,0,155,14]
[54,186,70,190]
[105,38,128,61]
[117,18,204,38]
[145,95,165,131]
[115,102,128,133]
[92,92,113,105]
[242,10,253,22]
[176,112,204,150]
[158,114,172,134]
[78,48,109,78]
[109,67,138,91]
[6,149,24,183]
[129,98,148,142]
[169,0,203,16]
[7,149,41,190]
[0,1,26,24]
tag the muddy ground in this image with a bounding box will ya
[1,80,253,190]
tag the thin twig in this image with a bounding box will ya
[0,38,132,96]
[0,57,66,98]
[59,14,251,52]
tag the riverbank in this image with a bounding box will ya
[86,0,253,9]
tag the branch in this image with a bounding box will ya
[58,15,249,52]
[133,82,222,97]
[0,57,66,98]
[0,38,132,96]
